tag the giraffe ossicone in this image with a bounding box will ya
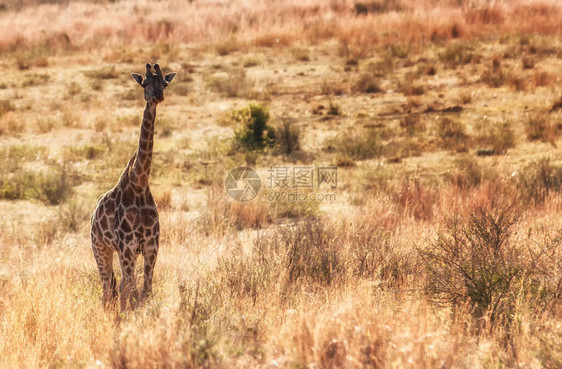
[90,63,176,311]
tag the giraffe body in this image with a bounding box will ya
[90,63,175,310]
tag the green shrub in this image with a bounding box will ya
[233,104,275,151]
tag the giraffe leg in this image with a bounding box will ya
[118,243,140,311]
[92,238,117,309]
[141,237,159,301]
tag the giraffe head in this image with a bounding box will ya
[131,63,176,104]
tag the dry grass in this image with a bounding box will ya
[0,0,562,368]
[0,0,560,54]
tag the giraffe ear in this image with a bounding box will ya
[131,73,144,86]
[164,72,176,84]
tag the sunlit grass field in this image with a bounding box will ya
[0,0,561,367]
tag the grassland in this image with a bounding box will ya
[0,0,562,368]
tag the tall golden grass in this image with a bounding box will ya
[1,176,562,367]
[0,0,560,54]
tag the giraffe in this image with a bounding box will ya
[90,63,176,310]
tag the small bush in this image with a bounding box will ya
[436,117,470,152]
[37,165,72,205]
[516,158,562,205]
[233,104,275,151]
[275,118,301,155]
[450,156,488,190]
[422,204,522,322]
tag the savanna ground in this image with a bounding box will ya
[1,0,562,367]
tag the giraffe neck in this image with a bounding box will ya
[131,102,157,191]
